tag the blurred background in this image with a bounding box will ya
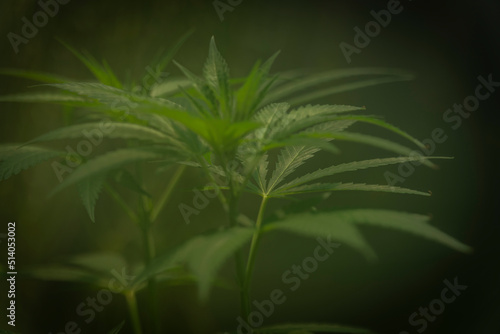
[0,0,499,333]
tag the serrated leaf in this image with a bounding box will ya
[254,154,269,193]
[77,175,105,222]
[265,209,472,255]
[266,104,364,141]
[203,36,232,117]
[276,157,451,192]
[0,145,63,181]
[322,114,426,149]
[236,51,280,118]
[265,67,413,104]
[263,135,340,155]
[58,39,122,88]
[49,149,162,196]
[144,28,194,92]
[24,122,169,146]
[150,77,193,97]
[264,212,376,261]
[0,92,92,106]
[251,103,290,144]
[273,182,431,197]
[313,132,436,168]
[266,146,320,194]
[133,227,254,300]
[288,75,413,106]
[44,82,235,147]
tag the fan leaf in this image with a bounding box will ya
[24,122,169,146]
[49,149,162,196]
[273,182,431,197]
[134,227,254,300]
[0,145,63,181]
[77,175,105,222]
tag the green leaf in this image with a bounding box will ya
[276,156,451,192]
[236,51,280,118]
[203,36,232,117]
[273,182,431,197]
[252,103,290,141]
[265,67,413,104]
[287,75,413,106]
[264,212,376,262]
[58,39,122,88]
[265,104,364,141]
[24,122,169,146]
[26,252,128,287]
[107,321,125,334]
[254,154,269,193]
[134,227,254,300]
[263,134,340,155]
[77,175,105,222]
[44,82,228,145]
[264,192,331,222]
[313,132,436,168]
[0,92,93,106]
[322,114,426,149]
[144,28,195,91]
[26,265,106,286]
[67,252,127,274]
[265,209,472,256]
[266,145,320,195]
[49,149,162,196]
[200,119,261,154]
[0,145,63,181]
[150,77,192,97]
[113,169,151,197]
[255,323,376,333]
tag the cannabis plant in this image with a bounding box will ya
[0,32,471,334]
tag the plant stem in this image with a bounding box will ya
[125,290,143,334]
[241,195,269,317]
[151,165,186,222]
[104,184,139,224]
[141,222,160,334]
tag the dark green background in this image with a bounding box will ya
[0,0,499,333]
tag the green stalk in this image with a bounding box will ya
[125,290,143,334]
[151,165,186,222]
[241,195,269,317]
[104,184,139,224]
[142,165,187,333]
[141,221,160,334]
[196,156,230,212]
